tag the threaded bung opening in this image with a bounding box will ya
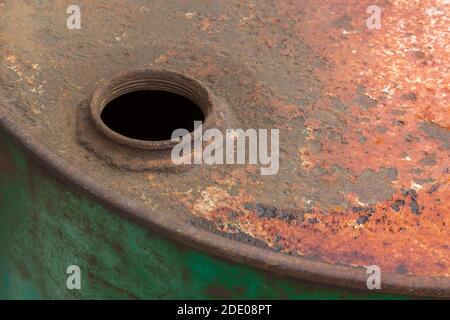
[90,70,213,149]
[100,90,205,141]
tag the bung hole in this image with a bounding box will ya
[100,90,205,142]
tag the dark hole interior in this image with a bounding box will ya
[100,90,205,141]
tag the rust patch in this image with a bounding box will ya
[1,0,448,287]
[175,0,450,277]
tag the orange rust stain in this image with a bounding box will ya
[270,97,304,121]
[178,0,449,277]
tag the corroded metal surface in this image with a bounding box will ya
[0,0,449,296]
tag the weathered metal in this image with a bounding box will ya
[0,0,449,298]
[0,130,404,299]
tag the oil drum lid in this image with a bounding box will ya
[0,1,449,296]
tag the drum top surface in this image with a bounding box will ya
[0,0,449,292]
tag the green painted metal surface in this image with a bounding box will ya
[0,133,405,299]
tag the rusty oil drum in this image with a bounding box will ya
[0,1,449,299]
